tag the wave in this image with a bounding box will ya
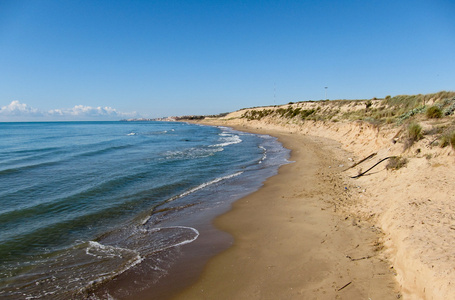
[178,171,243,198]
[164,132,242,160]
[210,132,242,148]
[0,146,61,166]
[258,145,267,164]
[137,226,200,252]
[0,168,147,221]
[127,129,175,136]
[141,172,243,225]
[0,160,62,176]
[0,143,134,177]
[83,241,143,292]
[0,174,198,260]
[164,146,223,160]
[1,226,199,299]
[81,226,199,294]
[86,240,139,259]
[0,239,140,299]
[76,143,134,158]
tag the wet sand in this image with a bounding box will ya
[174,125,399,299]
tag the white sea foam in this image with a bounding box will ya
[83,226,199,291]
[84,241,143,292]
[84,252,142,291]
[140,215,151,225]
[210,133,242,148]
[258,145,267,164]
[141,171,244,225]
[165,147,223,160]
[178,171,243,198]
[86,241,138,259]
[143,226,200,250]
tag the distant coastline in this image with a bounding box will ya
[119,117,176,122]
[120,113,229,122]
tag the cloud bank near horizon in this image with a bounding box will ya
[0,101,139,121]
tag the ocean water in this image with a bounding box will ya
[0,121,289,299]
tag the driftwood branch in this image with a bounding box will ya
[346,255,373,261]
[346,152,377,170]
[337,281,352,291]
[429,137,439,146]
[350,156,396,179]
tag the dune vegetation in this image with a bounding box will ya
[238,91,455,151]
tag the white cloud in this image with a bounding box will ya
[0,101,138,121]
[49,105,132,117]
[0,100,42,117]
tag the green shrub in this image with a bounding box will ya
[241,109,273,120]
[397,106,426,123]
[300,109,315,120]
[426,106,443,119]
[408,122,423,142]
[276,108,286,117]
[444,101,455,116]
[288,107,301,118]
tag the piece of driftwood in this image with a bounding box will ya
[350,156,396,178]
[346,152,377,170]
[429,137,439,146]
[337,281,352,291]
[346,255,372,261]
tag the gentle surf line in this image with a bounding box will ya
[142,171,244,225]
[81,226,200,295]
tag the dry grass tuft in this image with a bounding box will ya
[386,156,408,170]
[426,106,443,119]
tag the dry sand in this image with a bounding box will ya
[175,110,455,300]
[174,125,400,300]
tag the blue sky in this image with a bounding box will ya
[1,0,454,121]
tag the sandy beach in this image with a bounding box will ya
[173,95,455,300]
[174,124,399,299]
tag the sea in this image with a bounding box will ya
[0,121,289,299]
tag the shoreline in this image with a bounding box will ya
[174,123,399,299]
[89,124,289,300]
